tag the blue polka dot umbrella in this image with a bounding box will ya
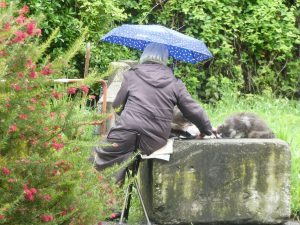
[101,24,213,64]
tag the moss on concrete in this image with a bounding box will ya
[139,139,291,225]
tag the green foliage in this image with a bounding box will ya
[119,0,300,100]
[16,0,134,78]
[15,0,299,100]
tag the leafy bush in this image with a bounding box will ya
[15,0,299,100]
[119,0,300,99]
[0,3,120,224]
[17,0,132,77]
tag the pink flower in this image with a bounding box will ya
[27,105,35,111]
[0,214,5,220]
[15,14,26,24]
[30,188,37,194]
[40,214,53,222]
[26,21,35,36]
[29,71,37,79]
[51,91,63,100]
[40,64,53,75]
[55,160,65,166]
[80,85,89,94]
[9,124,17,132]
[24,190,34,201]
[11,30,27,43]
[31,98,37,103]
[89,95,96,99]
[19,114,28,120]
[19,5,29,14]
[3,22,11,31]
[35,28,42,36]
[60,210,67,216]
[52,142,64,151]
[30,139,38,146]
[52,169,60,176]
[43,194,51,201]
[67,87,77,94]
[11,83,21,91]
[0,1,6,8]
[26,59,36,69]
[18,72,24,78]
[24,185,38,201]
[2,167,10,176]
[0,50,7,57]
[50,112,55,118]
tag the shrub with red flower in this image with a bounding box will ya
[0,3,120,225]
[80,84,89,94]
[9,124,17,132]
[51,90,63,99]
[2,167,11,176]
[40,214,53,222]
[19,114,28,120]
[51,140,64,151]
[26,21,35,36]
[67,87,77,94]
[40,64,53,75]
[23,184,38,201]
[43,194,51,201]
[0,1,6,8]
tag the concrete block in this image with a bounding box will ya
[139,139,291,225]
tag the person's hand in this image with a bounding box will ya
[197,129,218,139]
[212,128,218,138]
[197,132,206,139]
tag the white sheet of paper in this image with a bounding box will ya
[141,138,174,161]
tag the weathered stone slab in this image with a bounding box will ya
[139,139,291,225]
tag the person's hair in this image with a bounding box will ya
[140,43,169,66]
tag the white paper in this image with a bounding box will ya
[53,78,84,83]
[141,138,174,161]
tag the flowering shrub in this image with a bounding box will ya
[0,2,120,224]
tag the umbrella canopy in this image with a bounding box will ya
[101,24,213,64]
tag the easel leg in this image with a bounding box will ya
[119,182,131,224]
[133,178,152,225]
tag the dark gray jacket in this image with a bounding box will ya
[112,63,212,155]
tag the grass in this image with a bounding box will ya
[204,92,300,217]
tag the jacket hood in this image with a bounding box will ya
[132,63,174,88]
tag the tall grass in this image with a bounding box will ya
[204,90,300,217]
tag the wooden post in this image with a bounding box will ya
[84,42,91,78]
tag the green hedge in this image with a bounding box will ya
[20,0,300,100]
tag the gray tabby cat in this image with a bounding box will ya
[216,112,275,138]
